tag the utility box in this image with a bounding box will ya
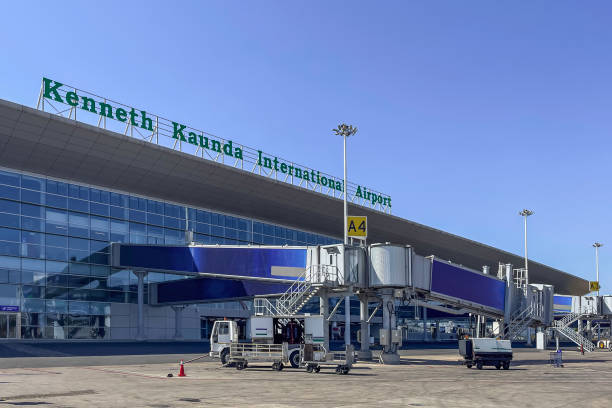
[379,329,389,346]
[304,315,325,344]
[247,317,274,342]
[391,329,402,346]
[536,332,547,350]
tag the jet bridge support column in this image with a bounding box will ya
[379,290,400,364]
[358,293,372,360]
[172,305,186,340]
[319,289,330,351]
[135,270,147,341]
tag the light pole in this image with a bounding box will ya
[593,242,603,296]
[333,123,358,244]
[519,209,534,286]
[333,123,357,347]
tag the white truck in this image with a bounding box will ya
[209,316,326,369]
[458,337,513,370]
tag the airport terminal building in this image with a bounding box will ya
[0,78,588,341]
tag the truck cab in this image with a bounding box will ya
[209,320,238,364]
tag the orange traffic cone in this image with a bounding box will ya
[178,360,186,377]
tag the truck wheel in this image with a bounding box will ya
[236,362,245,370]
[466,364,473,369]
[503,362,510,370]
[335,366,342,374]
[342,367,350,375]
[289,351,300,368]
[495,363,501,370]
[220,348,230,365]
[272,363,278,371]
[476,362,483,370]
[306,365,313,373]
[314,366,320,373]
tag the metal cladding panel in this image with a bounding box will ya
[369,244,408,288]
[115,245,307,280]
[156,276,290,304]
[430,260,505,312]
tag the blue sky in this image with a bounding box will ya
[1,1,611,292]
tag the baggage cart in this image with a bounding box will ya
[300,343,355,375]
[229,342,289,371]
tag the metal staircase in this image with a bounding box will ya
[553,313,596,352]
[254,265,343,317]
[504,304,537,341]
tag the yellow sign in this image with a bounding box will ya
[347,216,367,238]
[590,281,600,292]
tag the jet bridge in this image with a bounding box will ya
[111,242,553,357]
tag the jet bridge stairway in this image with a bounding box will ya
[254,265,343,318]
[503,304,539,341]
[553,312,596,352]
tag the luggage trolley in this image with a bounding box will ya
[300,341,355,375]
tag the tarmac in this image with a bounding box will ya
[1,346,611,407]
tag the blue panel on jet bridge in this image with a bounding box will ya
[156,276,291,303]
[430,260,505,312]
[114,245,307,280]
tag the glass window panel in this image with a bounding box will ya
[194,233,211,244]
[46,274,69,287]
[195,222,210,234]
[110,192,127,207]
[90,241,109,253]
[90,302,110,316]
[164,203,180,218]
[110,206,128,220]
[0,185,19,200]
[0,213,19,228]
[0,227,19,242]
[0,242,19,256]
[89,252,109,265]
[45,194,67,209]
[129,234,146,244]
[21,175,44,191]
[90,202,109,217]
[21,189,43,204]
[47,299,69,313]
[91,216,110,241]
[225,216,236,229]
[69,275,92,287]
[22,216,44,232]
[69,212,89,227]
[21,269,45,286]
[68,198,89,213]
[70,262,91,276]
[45,286,69,299]
[253,222,262,234]
[46,208,67,223]
[147,200,164,214]
[129,210,146,223]
[0,199,19,214]
[164,217,180,229]
[22,298,45,312]
[0,170,20,187]
[21,243,44,259]
[225,229,237,239]
[69,237,89,250]
[91,265,109,277]
[211,225,223,237]
[22,258,44,272]
[147,213,163,226]
[46,260,68,274]
[46,246,68,261]
[45,234,67,248]
[90,188,109,204]
[262,223,274,236]
[68,249,90,263]
[21,203,43,218]
[0,255,19,270]
[22,285,44,298]
[196,210,211,224]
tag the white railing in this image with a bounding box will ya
[555,325,596,352]
[253,264,342,317]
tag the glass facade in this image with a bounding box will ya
[0,168,339,339]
